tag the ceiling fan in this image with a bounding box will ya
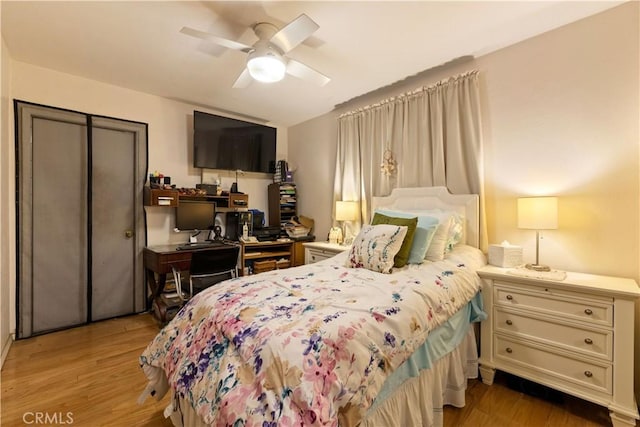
[181,14,330,88]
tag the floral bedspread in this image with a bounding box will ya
[140,251,482,426]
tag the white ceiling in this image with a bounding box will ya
[1,1,624,127]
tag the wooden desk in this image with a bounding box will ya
[143,243,239,307]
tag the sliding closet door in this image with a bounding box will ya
[17,105,89,337]
[91,117,147,320]
[16,102,148,338]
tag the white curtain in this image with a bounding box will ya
[333,70,487,249]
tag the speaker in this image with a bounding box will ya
[225,211,253,240]
[249,210,265,230]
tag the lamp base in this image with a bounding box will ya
[525,263,551,272]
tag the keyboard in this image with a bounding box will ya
[176,241,227,251]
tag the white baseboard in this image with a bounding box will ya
[1,333,14,369]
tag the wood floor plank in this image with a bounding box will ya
[1,313,612,426]
[1,314,170,426]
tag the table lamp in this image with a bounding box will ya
[335,201,359,245]
[517,196,558,272]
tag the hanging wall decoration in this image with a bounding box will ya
[380,149,397,177]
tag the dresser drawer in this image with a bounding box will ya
[305,248,336,264]
[494,283,613,327]
[478,266,640,424]
[494,335,612,395]
[494,308,612,360]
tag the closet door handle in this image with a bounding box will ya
[125,230,134,238]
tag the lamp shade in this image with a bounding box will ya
[335,201,358,221]
[517,197,558,230]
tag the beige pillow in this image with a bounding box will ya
[345,224,408,273]
[424,216,453,262]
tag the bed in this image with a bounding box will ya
[139,187,487,427]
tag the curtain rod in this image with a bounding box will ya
[338,69,479,119]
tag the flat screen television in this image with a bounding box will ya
[175,200,216,232]
[193,110,277,173]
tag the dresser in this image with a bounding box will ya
[303,241,350,264]
[477,265,640,427]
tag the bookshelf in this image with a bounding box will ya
[268,182,297,230]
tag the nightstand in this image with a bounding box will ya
[303,241,350,264]
[477,265,640,427]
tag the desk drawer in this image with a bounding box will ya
[161,253,192,273]
[229,194,249,208]
[144,188,179,207]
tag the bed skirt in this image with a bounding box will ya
[142,326,478,427]
[361,326,478,427]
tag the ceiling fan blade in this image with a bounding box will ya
[286,59,330,86]
[232,68,253,89]
[270,14,319,53]
[180,26,253,53]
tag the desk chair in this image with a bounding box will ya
[171,246,240,302]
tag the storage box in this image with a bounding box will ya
[488,243,523,268]
[276,259,291,269]
[253,259,276,274]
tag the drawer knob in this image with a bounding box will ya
[506,320,513,326]
[506,347,513,354]
[506,294,513,301]
[584,308,593,315]
[584,338,593,345]
[584,371,593,378]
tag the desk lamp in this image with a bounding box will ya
[517,196,558,271]
[335,201,359,245]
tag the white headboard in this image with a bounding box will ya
[371,187,480,248]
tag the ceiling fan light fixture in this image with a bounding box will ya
[182,14,329,88]
[247,49,286,83]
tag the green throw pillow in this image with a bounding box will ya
[371,212,418,268]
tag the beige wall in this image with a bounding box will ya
[288,113,338,240]
[9,61,289,245]
[291,2,639,280]
[480,2,639,280]
[1,32,15,365]
[289,1,639,394]
[2,0,638,398]
[2,58,288,341]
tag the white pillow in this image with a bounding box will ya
[424,215,454,261]
[423,209,465,254]
[345,224,408,273]
[446,212,464,251]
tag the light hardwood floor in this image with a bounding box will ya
[1,313,611,426]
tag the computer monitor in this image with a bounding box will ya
[175,200,215,232]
